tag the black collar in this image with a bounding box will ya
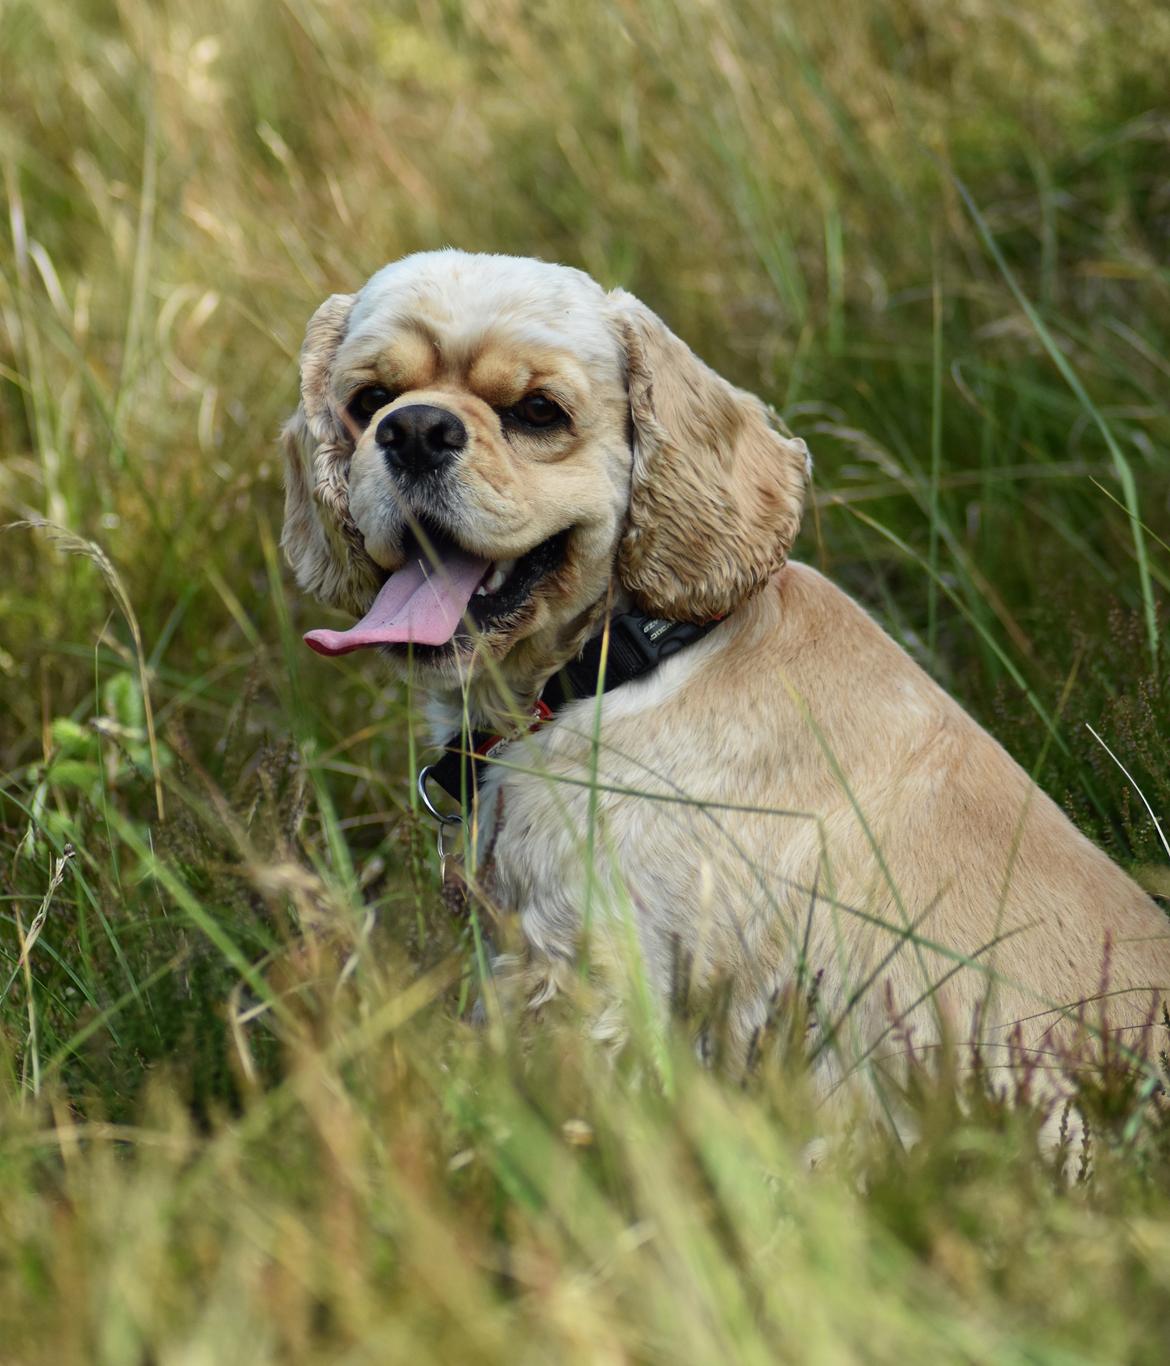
[421,612,720,813]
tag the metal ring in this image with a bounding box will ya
[417,764,464,827]
[436,818,462,867]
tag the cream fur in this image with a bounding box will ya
[282,250,1170,1119]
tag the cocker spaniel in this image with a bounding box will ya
[283,249,1169,1117]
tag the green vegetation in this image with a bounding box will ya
[2,0,1169,1359]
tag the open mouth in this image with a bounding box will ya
[303,518,568,658]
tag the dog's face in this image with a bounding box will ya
[282,250,810,699]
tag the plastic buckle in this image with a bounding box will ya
[610,613,693,674]
[607,613,660,674]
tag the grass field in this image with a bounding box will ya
[2,0,1170,1360]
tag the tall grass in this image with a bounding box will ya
[2,0,1169,1360]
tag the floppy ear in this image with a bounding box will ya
[280,292,380,614]
[608,289,810,622]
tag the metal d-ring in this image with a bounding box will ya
[417,764,464,828]
[417,764,464,869]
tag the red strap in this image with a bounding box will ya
[472,700,553,759]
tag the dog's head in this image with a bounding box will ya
[282,250,809,702]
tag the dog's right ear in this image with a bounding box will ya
[280,293,379,615]
[297,292,354,441]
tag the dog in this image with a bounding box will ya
[282,249,1169,1120]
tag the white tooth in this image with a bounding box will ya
[484,566,507,594]
[475,585,489,597]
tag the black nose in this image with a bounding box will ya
[376,404,466,476]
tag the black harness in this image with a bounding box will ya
[419,612,721,818]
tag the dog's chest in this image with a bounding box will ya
[480,714,675,965]
[468,644,798,979]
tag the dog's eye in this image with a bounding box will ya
[511,393,566,429]
[348,386,394,425]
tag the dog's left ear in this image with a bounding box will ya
[607,289,810,622]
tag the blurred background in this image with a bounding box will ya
[1,3,1169,1359]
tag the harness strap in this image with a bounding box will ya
[422,612,721,812]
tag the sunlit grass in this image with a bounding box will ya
[2,0,1169,1360]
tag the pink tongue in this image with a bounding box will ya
[304,548,490,656]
